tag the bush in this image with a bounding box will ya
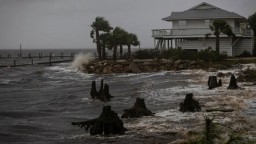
[134,49,160,59]
[239,50,251,57]
[196,48,227,62]
[160,47,197,60]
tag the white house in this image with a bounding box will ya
[152,2,254,56]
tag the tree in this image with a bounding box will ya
[90,17,112,60]
[111,27,127,60]
[248,12,256,55]
[126,33,140,59]
[114,27,128,59]
[209,20,235,54]
[99,33,112,60]
[248,12,256,36]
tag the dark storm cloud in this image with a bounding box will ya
[0,0,255,49]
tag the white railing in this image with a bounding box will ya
[152,28,253,37]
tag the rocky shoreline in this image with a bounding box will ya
[82,59,209,74]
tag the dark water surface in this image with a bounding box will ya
[0,51,255,143]
[0,60,200,143]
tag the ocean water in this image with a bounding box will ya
[0,50,256,143]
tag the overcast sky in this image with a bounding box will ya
[0,0,255,49]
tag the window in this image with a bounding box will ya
[205,20,210,26]
[178,20,186,28]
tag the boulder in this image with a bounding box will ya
[129,63,141,73]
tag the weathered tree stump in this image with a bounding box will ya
[218,79,222,87]
[208,76,221,89]
[72,106,127,136]
[89,79,113,102]
[179,93,201,112]
[227,74,239,90]
[121,98,154,118]
[90,81,97,99]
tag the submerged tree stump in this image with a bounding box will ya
[208,76,221,89]
[121,98,154,118]
[72,106,127,136]
[89,79,113,102]
[179,93,201,112]
[227,74,239,90]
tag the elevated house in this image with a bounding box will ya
[152,2,254,56]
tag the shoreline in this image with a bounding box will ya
[82,59,230,74]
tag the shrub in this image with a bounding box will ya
[196,48,227,62]
[134,49,160,59]
[160,48,197,60]
[239,50,251,57]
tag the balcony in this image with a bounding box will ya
[152,28,253,38]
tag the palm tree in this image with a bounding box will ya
[99,33,112,60]
[111,27,127,60]
[126,33,140,59]
[90,17,112,60]
[209,20,235,54]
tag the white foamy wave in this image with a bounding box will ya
[45,64,93,79]
[242,64,256,70]
[71,53,94,71]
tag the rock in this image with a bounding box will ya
[103,66,113,74]
[190,60,197,65]
[174,59,183,65]
[208,68,217,72]
[129,63,141,73]
[217,72,225,77]
[121,98,154,118]
[72,106,127,136]
[227,74,239,90]
[179,93,201,112]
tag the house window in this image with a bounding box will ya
[178,20,186,28]
[205,20,210,26]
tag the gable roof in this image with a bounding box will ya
[162,2,245,21]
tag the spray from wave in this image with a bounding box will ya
[71,53,94,71]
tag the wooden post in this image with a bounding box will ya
[31,58,34,65]
[13,60,16,67]
[167,39,170,50]
[49,53,52,66]
[171,39,173,48]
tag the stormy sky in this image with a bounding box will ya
[0,0,255,49]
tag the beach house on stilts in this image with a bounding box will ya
[152,2,254,56]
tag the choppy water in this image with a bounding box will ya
[0,57,256,143]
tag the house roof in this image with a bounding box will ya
[162,2,245,21]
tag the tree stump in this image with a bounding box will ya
[179,93,201,112]
[227,74,239,90]
[90,81,97,99]
[218,79,222,87]
[89,79,113,102]
[208,76,221,89]
[72,106,127,136]
[121,98,154,118]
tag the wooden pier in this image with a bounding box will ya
[0,52,75,68]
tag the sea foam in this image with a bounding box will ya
[71,53,94,71]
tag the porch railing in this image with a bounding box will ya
[152,28,253,37]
